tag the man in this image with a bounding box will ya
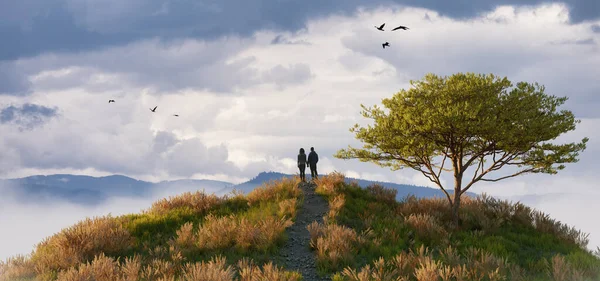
[307,147,319,180]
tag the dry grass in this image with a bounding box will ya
[307,222,369,270]
[237,258,302,281]
[179,256,235,281]
[314,171,346,196]
[403,213,448,244]
[278,198,298,219]
[327,194,346,222]
[147,191,223,215]
[0,254,36,281]
[172,221,196,249]
[366,184,398,205]
[335,244,597,281]
[198,215,292,251]
[40,253,301,281]
[545,254,588,281]
[335,245,520,281]
[247,177,301,206]
[197,214,239,250]
[30,215,133,274]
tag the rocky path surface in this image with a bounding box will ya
[276,181,330,281]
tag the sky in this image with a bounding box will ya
[1,0,599,260]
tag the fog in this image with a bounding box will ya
[0,181,230,261]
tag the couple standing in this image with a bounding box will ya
[298,147,318,182]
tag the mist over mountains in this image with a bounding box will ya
[0,171,473,206]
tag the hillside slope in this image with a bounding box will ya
[309,173,600,281]
[2,172,598,281]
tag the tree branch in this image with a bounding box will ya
[418,154,453,206]
[480,168,536,182]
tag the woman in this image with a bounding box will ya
[298,148,307,182]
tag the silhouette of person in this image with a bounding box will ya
[298,148,307,182]
[307,147,319,180]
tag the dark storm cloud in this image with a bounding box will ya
[0,103,58,130]
[271,35,311,45]
[1,0,598,62]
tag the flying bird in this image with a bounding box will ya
[150,106,157,112]
[173,114,179,117]
[375,23,385,31]
[382,42,390,49]
[108,99,115,103]
[391,25,409,31]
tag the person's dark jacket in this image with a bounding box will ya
[298,153,307,167]
[308,151,318,166]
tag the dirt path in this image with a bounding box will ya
[276,181,329,281]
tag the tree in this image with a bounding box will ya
[335,72,588,225]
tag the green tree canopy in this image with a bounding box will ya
[335,72,588,224]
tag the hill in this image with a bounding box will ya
[1,172,599,281]
[0,171,460,206]
[228,171,476,200]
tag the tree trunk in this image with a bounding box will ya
[452,190,461,227]
[452,173,463,227]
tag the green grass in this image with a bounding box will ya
[312,173,600,281]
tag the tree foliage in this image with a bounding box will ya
[335,72,588,222]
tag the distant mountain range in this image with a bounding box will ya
[0,171,475,205]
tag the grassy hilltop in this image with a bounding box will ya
[1,173,599,281]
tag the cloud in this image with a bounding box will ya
[2,3,597,180]
[271,35,312,45]
[593,24,600,33]
[261,63,314,89]
[162,138,239,177]
[0,103,58,130]
[0,62,32,96]
[2,0,600,62]
[17,37,262,94]
[550,38,596,45]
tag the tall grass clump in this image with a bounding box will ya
[246,177,301,206]
[192,215,293,252]
[314,171,346,197]
[147,191,224,215]
[30,215,133,275]
[0,254,36,281]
